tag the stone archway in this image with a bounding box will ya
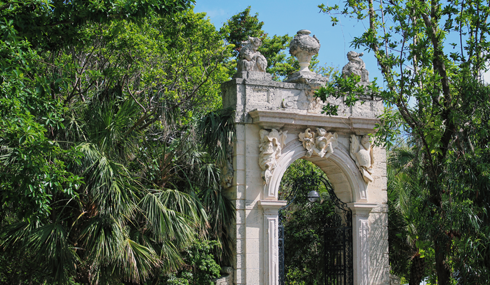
[258,129,382,285]
[221,105,389,285]
[265,138,366,203]
[221,32,389,285]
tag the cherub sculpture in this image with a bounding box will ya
[259,129,288,185]
[350,135,374,183]
[342,51,370,84]
[315,128,337,158]
[298,128,338,158]
[237,37,267,73]
[298,128,316,157]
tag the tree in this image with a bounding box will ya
[387,147,428,285]
[318,0,490,283]
[1,3,235,283]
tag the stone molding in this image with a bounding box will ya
[249,110,379,133]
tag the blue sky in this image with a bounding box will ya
[194,0,384,83]
[194,0,490,84]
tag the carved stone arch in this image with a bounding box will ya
[263,138,367,203]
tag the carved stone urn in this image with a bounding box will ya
[286,29,325,84]
[289,29,320,72]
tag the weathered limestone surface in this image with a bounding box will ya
[222,48,389,285]
[221,78,383,124]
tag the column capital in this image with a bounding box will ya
[259,200,287,215]
[347,202,377,217]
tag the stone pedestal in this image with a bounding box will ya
[221,74,389,284]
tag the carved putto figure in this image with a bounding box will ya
[259,129,288,185]
[342,51,370,84]
[237,36,267,73]
[350,135,374,183]
[298,128,338,158]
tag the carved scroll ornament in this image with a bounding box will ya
[350,135,374,183]
[298,128,338,158]
[259,129,288,185]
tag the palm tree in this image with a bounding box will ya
[387,147,427,285]
[2,92,209,284]
[0,8,235,284]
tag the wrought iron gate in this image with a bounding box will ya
[278,175,353,285]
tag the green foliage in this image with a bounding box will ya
[387,147,428,284]
[1,2,234,284]
[319,0,490,283]
[158,240,221,285]
[198,108,236,166]
[0,20,83,220]
[219,6,265,58]
[1,0,194,51]
[279,160,337,285]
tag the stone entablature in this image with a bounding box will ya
[221,77,383,124]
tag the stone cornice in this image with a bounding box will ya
[249,110,379,134]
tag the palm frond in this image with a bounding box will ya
[139,189,206,246]
[77,143,138,217]
[198,107,235,166]
[199,187,235,264]
[1,221,80,284]
[117,237,161,283]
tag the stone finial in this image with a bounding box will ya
[289,30,320,72]
[286,30,326,84]
[350,134,374,183]
[342,51,370,85]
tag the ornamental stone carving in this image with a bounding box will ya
[298,128,338,158]
[342,51,370,85]
[290,29,320,72]
[236,37,267,73]
[286,30,326,84]
[305,86,323,113]
[259,129,288,185]
[350,135,374,183]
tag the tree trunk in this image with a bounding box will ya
[409,254,425,285]
[435,239,451,285]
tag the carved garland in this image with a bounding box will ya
[259,129,288,185]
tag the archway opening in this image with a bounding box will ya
[278,159,353,285]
